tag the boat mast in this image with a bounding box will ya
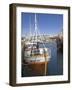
[29,16,32,42]
[35,13,38,42]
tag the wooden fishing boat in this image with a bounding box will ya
[22,14,51,76]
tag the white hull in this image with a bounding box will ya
[24,56,50,63]
[23,47,51,63]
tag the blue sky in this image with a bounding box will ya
[21,12,63,37]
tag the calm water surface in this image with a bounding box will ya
[46,41,63,75]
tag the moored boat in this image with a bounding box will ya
[22,14,51,76]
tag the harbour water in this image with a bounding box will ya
[21,41,63,77]
[46,41,63,75]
